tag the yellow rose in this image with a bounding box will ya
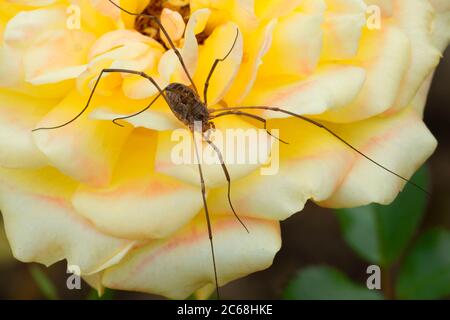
[0,0,448,299]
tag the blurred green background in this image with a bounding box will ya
[0,48,449,300]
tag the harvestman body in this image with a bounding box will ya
[33,0,429,299]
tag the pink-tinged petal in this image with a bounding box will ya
[73,129,203,240]
[0,167,134,274]
[22,30,94,84]
[210,108,436,219]
[32,90,133,187]
[88,29,162,60]
[410,73,433,117]
[191,0,258,31]
[0,44,74,99]
[208,116,354,220]
[101,215,281,299]
[392,0,442,110]
[89,0,121,21]
[224,19,276,105]
[0,44,22,88]
[160,8,186,44]
[90,106,180,131]
[194,22,243,106]
[364,0,393,17]
[28,65,88,86]
[80,32,165,100]
[155,115,273,188]
[258,11,323,78]
[0,89,56,168]
[3,7,95,85]
[429,1,450,51]
[227,0,259,30]
[121,73,168,100]
[244,65,366,118]
[90,89,181,131]
[319,108,437,207]
[321,0,367,60]
[318,25,410,122]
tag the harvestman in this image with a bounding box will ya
[33,0,429,299]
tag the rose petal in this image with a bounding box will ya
[89,89,181,131]
[33,90,133,187]
[0,89,56,168]
[7,0,58,6]
[243,65,366,118]
[88,29,162,60]
[158,8,211,85]
[392,0,442,109]
[224,19,276,105]
[3,7,95,84]
[194,22,243,106]
[73,129,204,239]
[101,215,281,299]
[209,107,436,219]
[320,108,437,207]
[428,0,450,51]
[155,115,273,188]
[318,25,410,122]
[321,0,367,60]
[90,106,180,131]
[258,11,323,77]
[0,167,134,274]
[208,115,353,220]
[160,8,186,44]
[255,0,303,20]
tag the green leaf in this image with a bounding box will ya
[396,228,450,300]
[282,266,383,300]
[29,265,59,300]
[336,166,429,266]
[87,288,115,300]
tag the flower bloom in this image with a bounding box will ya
[0,0,448,298]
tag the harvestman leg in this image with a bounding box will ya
[203,137,249,233]
[33,68,166,131]
[210,110,289,144]
[203,29,240,106]
[210,106,430,196]
[191,131,221,299]
[112,92,163,127]
[199,28,252,237]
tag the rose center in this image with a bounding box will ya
[135,0,189,43]
[135,0,208,47]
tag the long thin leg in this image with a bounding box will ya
[203,136,249,233]
[191,131,220,299]
[210,110,289,144]
[203,29,239,106]
[112,92,162,127]
[33,68,166,132]
[210,106,430,196]
[108,0,198,95]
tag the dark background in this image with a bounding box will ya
[0,48,448,300]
